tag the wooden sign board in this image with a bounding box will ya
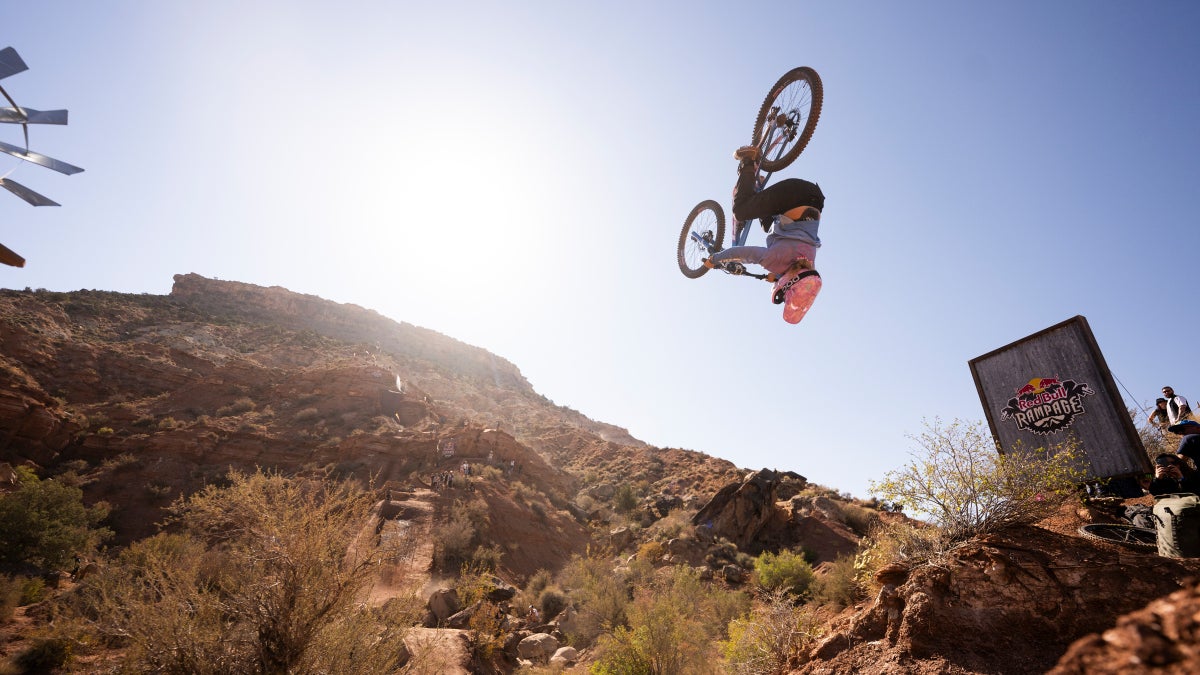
[969,315,1149,479]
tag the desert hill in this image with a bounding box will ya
[3,275,1200,673]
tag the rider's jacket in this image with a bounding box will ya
[767,214,820,249]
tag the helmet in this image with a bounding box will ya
[772,263,822,324]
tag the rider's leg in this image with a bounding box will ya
[710,245,767,266]
[733,177,825,223]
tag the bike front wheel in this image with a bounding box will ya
[677,200,725,278]
[752,66,823,173]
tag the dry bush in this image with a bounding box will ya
[74,469,414,674]
[837,502,880,537]
[0,576,21,624]
[294,407,321,422]
[809,555,863,609]
[559,553,633,646]
[645,508,692,542]
[854,520,948,593]
[636,540,666,564]
[215,397,256,418]
[870,418,1088,542]
[722,589,823,674]
[455,567,515,663]
[433,498,491,572]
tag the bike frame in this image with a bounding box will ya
[729,112,794,247]
[686,113,795,279]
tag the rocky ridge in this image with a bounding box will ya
[4,276,1200,673]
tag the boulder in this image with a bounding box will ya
[428,587,461,624]
[663,537,706,566]
[446,601,480,629]
[552,605,579,636]
[582,483,615,500]
[722,564,747,584]
[486,575,517,602]
[550,645,579,667]
[402,627,473,674]
[517,633,560,662]
[609,526,634,551]
[692,469,782,550]
[653,494,683,517]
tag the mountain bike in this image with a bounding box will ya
[676,66,823,279]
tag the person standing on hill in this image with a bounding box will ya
[1162,386,1192,426]
[1148,398,1171,428]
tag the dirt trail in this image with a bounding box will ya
[367,489,437,605]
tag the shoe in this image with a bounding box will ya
[732,145,761,162]
[702,258,716,269]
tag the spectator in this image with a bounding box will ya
[1147,452,1200,496]
[1162,386,1192,425]
[1148,398,1171,428]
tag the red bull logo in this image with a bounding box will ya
[1000,376,1095,435]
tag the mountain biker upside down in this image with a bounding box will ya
[705,145,826,324]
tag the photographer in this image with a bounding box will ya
[1148,452,1200,496]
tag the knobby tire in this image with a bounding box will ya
[752,66,823,173]
[677,200,725,279]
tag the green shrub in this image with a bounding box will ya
[100,453,137,471]
[16,637,73,672]
[753,550,815,597]
[613,484,638,513]
[560,554,632,646]
[591,566,745,675]
[870,418,1089,541]
[19,576,46,605]
[470,544,503,572]
[0,469,111,572]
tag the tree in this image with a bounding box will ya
[0,466,110,572]
[81,469,415,674]
[870,418,1088,541]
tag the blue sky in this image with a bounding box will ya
[3,2,1198,499]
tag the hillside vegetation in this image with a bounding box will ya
[2,276,1200,674]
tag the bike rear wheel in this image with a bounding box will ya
[1077,523,1157,550]
[677,200,725,278]
[752,66,823,173]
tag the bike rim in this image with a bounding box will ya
[683,212,719,271]
[766,79,816,156]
